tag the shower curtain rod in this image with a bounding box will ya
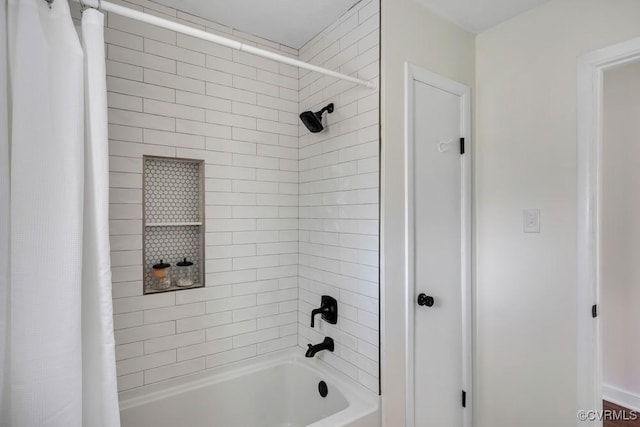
[67,0,378,90]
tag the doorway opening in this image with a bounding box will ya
[577,36,640,427]
[600,60,640,426]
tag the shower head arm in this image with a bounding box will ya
[317,103,334,117]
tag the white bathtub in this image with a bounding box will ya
[119,348,380,427]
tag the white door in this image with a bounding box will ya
[406,68,471,427]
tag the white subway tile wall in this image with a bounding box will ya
[71,0,379,394]
[74,0,300,392]
[297,0,380,393]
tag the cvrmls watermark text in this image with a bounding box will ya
[577,409,639,422]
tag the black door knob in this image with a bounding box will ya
[417,293,434,307]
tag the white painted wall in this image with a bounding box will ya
[602,61,640,399]
[380,0,475,424]
[475,0,640,425]
[297,0,380,393]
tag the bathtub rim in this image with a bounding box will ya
[118,347,379,426]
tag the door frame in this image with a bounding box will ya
[403,62,472,427]
[577,36,640,426]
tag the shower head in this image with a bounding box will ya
[299,103,334,133]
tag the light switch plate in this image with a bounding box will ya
[523,209,540,233]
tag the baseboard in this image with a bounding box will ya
[603,384,640,412]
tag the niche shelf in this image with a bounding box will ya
[143,156,205,294]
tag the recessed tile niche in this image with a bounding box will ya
[143,156,204,294]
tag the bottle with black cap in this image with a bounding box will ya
[174,258,195,288]
[152,260,171,290]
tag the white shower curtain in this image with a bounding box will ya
[81,8,121,427]
[2,0,120,426]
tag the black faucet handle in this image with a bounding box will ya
[310,296,338,328]
[310,308,323,328]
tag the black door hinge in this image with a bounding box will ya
[462,390,467,408]
[460,138,465,155]
[592,304,598,318]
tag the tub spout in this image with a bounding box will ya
[305,337,334,358]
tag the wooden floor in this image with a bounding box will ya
[604,401,640,426]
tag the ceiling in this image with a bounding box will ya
[153,0,551,49]
[414,0,551,34]
[152,0,362,49]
